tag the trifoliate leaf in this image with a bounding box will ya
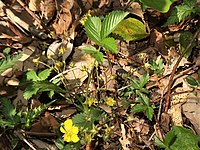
[80,45,104,62]
[0,53,21,74]
[101,11,129,39]
[166,0,197,25]
[38,69,51,80]
[165,126,200,150]
[113,18,149,41]
[140,0,175,13]
[26,70,40,81]
[100,37,118,54]
[85,17,102,44]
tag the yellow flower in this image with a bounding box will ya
[54,61,63,70]
[106,97,115,106]
[60,119,80,143]
[33,57,40,66]
[86,97,95,107]
[59,46,66,55]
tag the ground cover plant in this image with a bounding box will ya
[0,0,200,149]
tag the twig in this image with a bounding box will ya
[164,28,200,113]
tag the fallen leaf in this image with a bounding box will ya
[119,124,131,150]
[65,48,95,86]
[150,29,168,56]
[131,118,149,135]
[28,0,41,11]
[182,94,200,135]
[40,0,56,21]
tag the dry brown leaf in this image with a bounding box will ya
[62,0,74,11]
[100,60,117,91]
[150,29,168,56]
[182,94,200,135]
[160,112,170,132]
[163,47,190,76]
[31,112,59,133]
[168,92,189,126]
[131,118,149,135]
[28,0,41,11]
[31,139,57,150]
[129,2,144,20]
[65,48,95,86]
[52,10,72,35]
[119,123,131,150]
[40,0,56,20]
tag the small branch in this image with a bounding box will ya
[164,28,200,113]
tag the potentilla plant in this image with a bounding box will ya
[79,10,129,63]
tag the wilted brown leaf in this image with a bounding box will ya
[40,0,56,20]
[150,29,168,56]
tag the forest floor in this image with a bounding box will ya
[0,0,200,150]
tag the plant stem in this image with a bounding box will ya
[164,28,200,113]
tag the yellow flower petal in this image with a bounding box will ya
[63,133,71,142]
[106,97,115,106]
[71,134,80,143]
[60,126,66,133]
[64,119,73,131]
[71,126,79,134]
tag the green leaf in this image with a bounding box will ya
[26,70,40,81]
[179,31,196,58]
[155,136,166,148]
[164,128,177,147]
[113,18,148,41]
[0,118,15,128]
[166,126,200,150]
[85,17,102,44]
[101,11,129,39]
[139,73,149,88]
[80,45,104,62]
[146,106,154,120]
[34,80,65,93]
[1,99,16,119]
[166,0,197,25]
[22,101,53,128]
[140,0,175,13]
[198,72,200,84]
[23,85,40,100]
[186,76,198,86]
[38,69,51,80]
[130,79,141,90]
[139,93,150,106]
[72,113,87,128]
[100,37,118,54]
[90,108,102,122]
[131,104,147,113]
[23,80,64,100]
[0,53,21,74]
